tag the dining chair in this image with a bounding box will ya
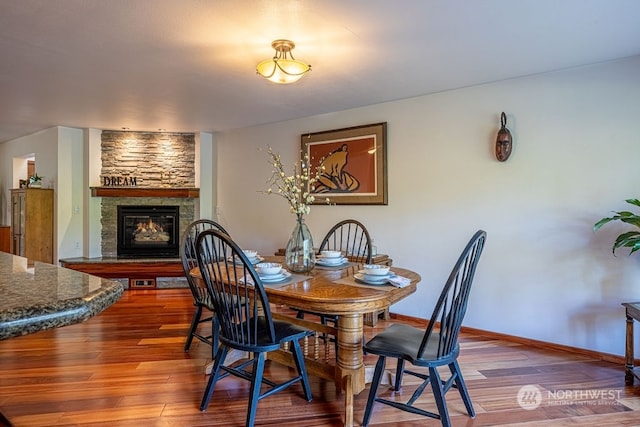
[296,219,374,326]
[180,219,229,355]
[319,219,373,264]
[361,230,487,427]
[195,228,313,427]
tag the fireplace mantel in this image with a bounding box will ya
[90,187,199,198]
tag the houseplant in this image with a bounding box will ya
[262,146,327,273]
[593,198,640,255]
[28,173,43,188]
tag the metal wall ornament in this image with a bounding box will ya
[495,112,513,162]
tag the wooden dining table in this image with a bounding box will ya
[191,255,421,427]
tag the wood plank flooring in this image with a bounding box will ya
[1,289,640,426]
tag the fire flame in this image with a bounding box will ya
[136,218,164,234]
[133,218,170,242]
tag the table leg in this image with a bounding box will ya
[336,313,365,427]
[626,312,635,385]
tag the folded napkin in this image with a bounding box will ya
[238,275,255,285]
[386,275,411,288]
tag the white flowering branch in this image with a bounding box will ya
[262,146,328,216]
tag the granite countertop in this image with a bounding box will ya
[0,252,124,340]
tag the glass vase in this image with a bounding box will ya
[285,215,316,273]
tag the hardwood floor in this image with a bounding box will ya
[1,289,640,426]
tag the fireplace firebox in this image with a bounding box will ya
[117,205,179,258]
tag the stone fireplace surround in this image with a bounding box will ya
[59,131,201,288]
[98,131,198,258]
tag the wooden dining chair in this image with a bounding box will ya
[195,228,313,427]
[361,230,487,427]
[180,219,229,355]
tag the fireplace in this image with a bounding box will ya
[117,205,180,258]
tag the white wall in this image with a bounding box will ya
[86,128,103,258]
[0,126,84,262]
[213,56,640,357]
[56,127,84,260]
[0,127,60,243]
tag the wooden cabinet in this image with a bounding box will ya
[11,189,54,264]
[0,226,10,253]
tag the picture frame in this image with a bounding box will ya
[302,122,387,205]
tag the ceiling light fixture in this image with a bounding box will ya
[256,39,311,84]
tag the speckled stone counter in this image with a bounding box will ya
[0,252,124,340]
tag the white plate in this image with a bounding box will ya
[261,271,292,283]
[358,269,394,278]
[316,257,348,266]
[259,271,285,280]
[229,255,264,265]
[320,250,343,258]
[354,273,391,285]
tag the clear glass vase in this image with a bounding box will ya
[285,215,316,273]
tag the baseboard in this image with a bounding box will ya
[389,312,630,366]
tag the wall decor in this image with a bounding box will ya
[495,112,513,162]
[102,176,138,186]
[302,122,387,205]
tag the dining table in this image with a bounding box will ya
[191,254,421,427]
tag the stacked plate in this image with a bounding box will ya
[255,262,292,283]
[242,249,264,265]
[259,270,292,283]
[354,269,396,285]
[245,255,264,265]
[229,254,264,265]
[316,250,348,266]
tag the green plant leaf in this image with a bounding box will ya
[593,216,618,231]
[625,198,640,208]
[613,231,640,255]
[594,198,640,256]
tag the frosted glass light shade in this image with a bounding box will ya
[256,40,311,84]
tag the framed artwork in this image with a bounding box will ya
[302,122,387,205]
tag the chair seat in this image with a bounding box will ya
[271,319,312,343]
[364,324,457,365]
[221,317,311,352]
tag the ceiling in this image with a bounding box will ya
[1,0,640,144]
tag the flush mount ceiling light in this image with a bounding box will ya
[256,39,311,84]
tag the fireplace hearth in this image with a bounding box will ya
[117,205,179,258]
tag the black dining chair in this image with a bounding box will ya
[296,219,374,327]
[319,219,373,264]
[195,228,313,427]
[180,219,230,355]
[361,230,487,427]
